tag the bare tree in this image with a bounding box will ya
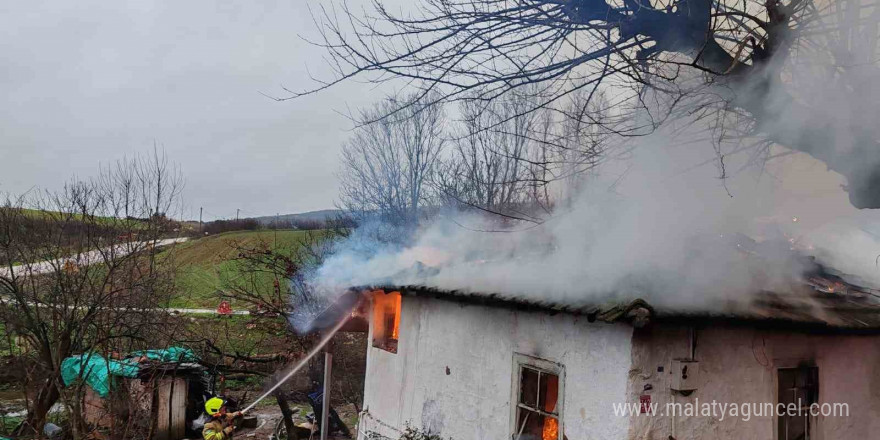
[298,0,880,209]
[0,152,185,437]
[338,93,446,227]
[99,149,184,222]
[436,93,546,220]
[203,226,363,439]
[434,86,613,222]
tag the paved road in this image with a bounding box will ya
[0,237,253,315]
[0,237,251,315]
[0,297,251,316]
[167,307,250,315]
[0,237,188,278]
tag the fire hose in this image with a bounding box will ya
[240,310,351,414]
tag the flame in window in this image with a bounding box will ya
[371,290,402,352]
[391,293,401,339]
[542,417,558,440]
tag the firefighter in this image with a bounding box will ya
[202,397,244,440]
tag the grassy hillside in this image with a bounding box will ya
[15,207,147,226]
[167,230,325,308]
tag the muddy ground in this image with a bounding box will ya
[210,402,360,440]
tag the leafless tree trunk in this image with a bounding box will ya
[274,390,299,440]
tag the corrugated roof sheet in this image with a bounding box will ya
[370,284,653,323]
[366,274,880,332]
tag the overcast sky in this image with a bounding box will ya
[0,1,381,220]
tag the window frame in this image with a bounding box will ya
[510,353,565,440]
[371,291,401,354]
[776,366,819,440]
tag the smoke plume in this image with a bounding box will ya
[309,12,880,311]
[314,137,877,310]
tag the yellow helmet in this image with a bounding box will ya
[205,397,226,416]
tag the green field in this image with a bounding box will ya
[167,230,325,308]
[14,207,147,227]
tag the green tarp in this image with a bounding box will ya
[60,354,139,398]
[60,347,198,397]
[129,347,197,363]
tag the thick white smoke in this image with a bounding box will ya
[314,130,880,310]
[310,5,880,310]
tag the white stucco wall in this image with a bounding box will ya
[359,295,635,440]
[626,324,880,440]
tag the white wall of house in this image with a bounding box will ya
[359,295,634,440]
[626,324,880,440]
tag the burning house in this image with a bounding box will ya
[353,272,880,440]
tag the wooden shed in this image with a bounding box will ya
[152,374,189,440]
[82,362,212,440]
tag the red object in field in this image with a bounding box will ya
[217,301,233,315]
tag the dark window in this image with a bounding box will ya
[778,366,819,440]
[514,365,560,440]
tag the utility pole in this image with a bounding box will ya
[320,345,333,440]
[199,207,203,234]
[274,213,279,248]
[236,208,240,222]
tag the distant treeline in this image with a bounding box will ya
[202,218,261,234]
[201,215,355,235]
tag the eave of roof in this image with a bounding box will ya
[366,284,653,324]
[363,281,880,333]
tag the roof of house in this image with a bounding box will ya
[367,271,880,332]
[369,283,652,322]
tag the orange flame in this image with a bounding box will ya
[542,417,558,440]
[391,293,401,339]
